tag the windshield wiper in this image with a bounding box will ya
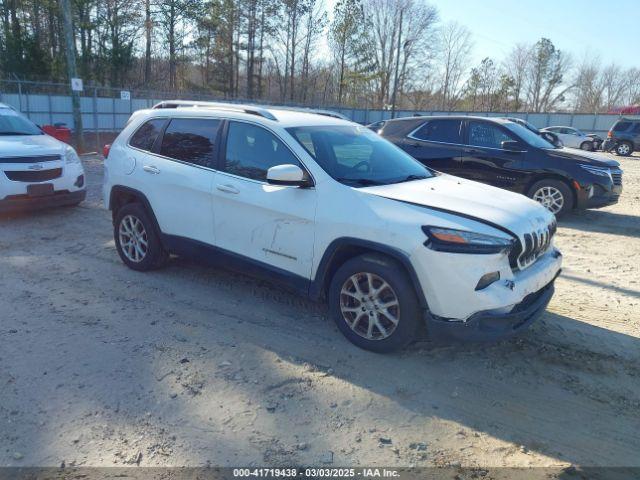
[391,174,430,184]
[337,177,384,187]
[0,132,33,136]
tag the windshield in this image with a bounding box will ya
[286,125,433,187]
[504,122,556,149]
[0,108,42,135]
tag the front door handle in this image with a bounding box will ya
[463,148,480,154]
[216,184,240,194]
[143,165,160,174]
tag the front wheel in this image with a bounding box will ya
[580,141,593,151]
[328,254,422,353]
[528,179,574,217]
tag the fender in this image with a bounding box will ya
[309,237,429,309]
[108,185,164,242]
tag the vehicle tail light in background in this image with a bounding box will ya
[103,144,111,158]
[607,131,613,138]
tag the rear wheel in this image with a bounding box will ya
[615,141,633,156]
[114,203,168,271]
[328,254,422,353]
[528,179,574,217]
[580,141,593,151]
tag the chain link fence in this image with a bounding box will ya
[0,78,626,152]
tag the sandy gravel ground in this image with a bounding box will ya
[0,152,639,470]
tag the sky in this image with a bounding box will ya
[432,0,638,68]
[323,0,639,69]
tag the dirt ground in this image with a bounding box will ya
[1,152,639,470]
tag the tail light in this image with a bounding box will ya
[103,144,111,158]
[607,131,613,138]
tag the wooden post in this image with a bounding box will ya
[60,0,84,152]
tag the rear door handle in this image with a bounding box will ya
[143,165,160,174]
[463,148,480,154]
[216,184,240,194]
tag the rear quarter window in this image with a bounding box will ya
[129,119,166,152]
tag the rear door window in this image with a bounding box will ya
[159,118,221,168]
[613,122,631,132]
[468,121,515,149]
[129,119,166,152]
[411,119,462,144]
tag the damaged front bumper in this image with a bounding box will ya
[426,272,559,342]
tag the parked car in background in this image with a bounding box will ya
[503,117,562,147]
[602,117,640,156]
[379,116,622,216]
[585,133,603,151]
[366,120,386,133]
[0,103,86,214]
[103,101,562,352]
[541,126,595,151]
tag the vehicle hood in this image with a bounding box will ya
[546,147,619,167]
[360,174,555,236]
[0,134,66,158]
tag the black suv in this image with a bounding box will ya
[379,116,623,216]
[603,118,640,156]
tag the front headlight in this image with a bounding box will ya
[64,146,81,165]
[422,226,515,254]
[579,164,610,177]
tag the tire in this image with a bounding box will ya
[528,179,574,217]
[615,141,633,156]
[328,253,422,353]
[114,202,168,271]
[580,141,593,151]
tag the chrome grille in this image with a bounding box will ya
[509,220,557,270]
[610,169,623,186]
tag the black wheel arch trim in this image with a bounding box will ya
[309,237,430,309]
[108,185,164,243]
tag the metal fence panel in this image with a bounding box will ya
[50,95,72,113]
[0,79,631,146]
[1,93,21,110]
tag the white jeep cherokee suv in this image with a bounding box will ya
[103,101,562,352]
[0,103,86,213]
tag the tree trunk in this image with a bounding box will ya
[257,7,265,98]
[144,0,152,84]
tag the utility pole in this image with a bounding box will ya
[60,0,84,152]
[390,8,403,119]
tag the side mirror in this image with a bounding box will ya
[501,140,525,152]
[266,164,312,187]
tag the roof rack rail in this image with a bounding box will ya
[152,100,277,121]
[269,105,349,120]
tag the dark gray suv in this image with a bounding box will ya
[603,118,640,156]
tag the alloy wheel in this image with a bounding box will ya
[532,186,564,214]
[118,214,148,263]
[617,143,631,155]
[339,272,400,341]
